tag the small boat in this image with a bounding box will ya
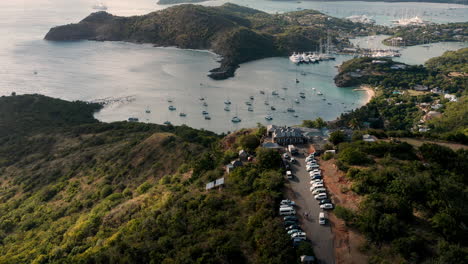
[287,108,295,112]
[203,102,208,107]
[128,117,139,122]
[248,106,254,112]
[317,91,323,95]
[179,112,187,117]
[259,91,265,95]
[271,106,276,110]
[199,97,205,101]
[295,99,300,104]
[322,98,326,101]
[145,109,151,113]
[264,100,269,105]
[167,99,173,103]
[281,97,285,101]
[312,88,316,90]
[204,115,211,120]
[300,94,306,99]
[328,102,332,105]
[224,100,231,105]
[245,101,252,106]
[202,110,208,115]
[231,116,241,123]
[249,96,254,100]
[282,87,288,90]
[265,115,273,121]
[296,79,300,83]
[168,105,176,111]
[272,91,279,96]
[299,92,305,95]
[163,121,172,125]
[224,106,230,111]
[294,114,299,118]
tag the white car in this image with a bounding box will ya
[314,193,328,200]
[306,161,317,166]
[319,212,327,225]
[320,203,334,210]
[312,188,327,195]
[312,183,324,189]
[307,164,320,170]
[309,171,321,176]
[291,232,306,239]
[310,179,323,185]
[287,229,302,235]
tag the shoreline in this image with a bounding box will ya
[354,85,376,104]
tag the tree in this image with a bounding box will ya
[256,148,282,169]
[329,130,346,145]
[238,134,260,152]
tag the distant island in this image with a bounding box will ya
[273,0,467,5]
[45,3,384,80]
[158,0,208,4]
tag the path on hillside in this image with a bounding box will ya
[285,147,335,264]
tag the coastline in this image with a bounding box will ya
[354,85,376,104]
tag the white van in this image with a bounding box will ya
[319,212,327,225]
[286,170,293,179]
[279,207,296,216]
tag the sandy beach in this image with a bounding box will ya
[354,85,376,104]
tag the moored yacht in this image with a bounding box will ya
[179,112,186,117]
[168,105,176,111]
[265,115,273,121]
[231,116,241,123]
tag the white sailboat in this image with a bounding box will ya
[231,105,241,123]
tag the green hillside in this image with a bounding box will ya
[0,95,302,263]
[44,3,383,80]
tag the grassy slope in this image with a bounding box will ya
[0,95,297,263]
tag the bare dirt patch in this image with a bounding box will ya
[319,158,368,264]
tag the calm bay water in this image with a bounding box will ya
[0,0,466,133]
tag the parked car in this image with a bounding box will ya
[291,232,306,240]
[286,170,293,179]
[312,188,327,195]
[284,220,297,226]
[287,229,302,235]
[311,183,324,189]
[319,212,327,225]
[292,237,306,246]
[290,157,297,164]
[285,224,300,231]
[280,199,296,206]
[311,175,322,180]
[284,215,298,221]
[279,207,296,216]
[283,153,290,159]
[314,193,328,200]
[283,160,291,170]
[320,203,334,210]
[319,199,332,205]
[310,179,323,185]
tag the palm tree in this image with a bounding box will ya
[349,118,360,130]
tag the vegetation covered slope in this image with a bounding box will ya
[331,138,468,263]
[44,3,382,80]
[0,94,301,263]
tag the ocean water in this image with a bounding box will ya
[0,0,466,133]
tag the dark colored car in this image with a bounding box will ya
[311,175,322,180]
[283,220,297,227]
[319,199,332,205]
[284,215,298,221]
[285,224,301,231]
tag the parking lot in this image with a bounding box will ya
[284,146,335,264]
